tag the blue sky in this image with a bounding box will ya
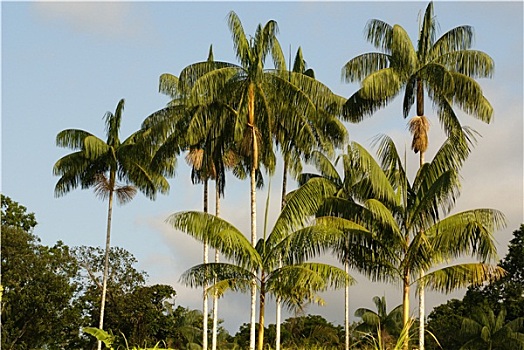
[2,1,523,333]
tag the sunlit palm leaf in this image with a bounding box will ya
[422,263,505,293]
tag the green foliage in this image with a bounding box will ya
[84,327,116,349]
[426,299,469,350]
[1,198,82,350]
[84,327,176,349]
[427,224,524,350]
[354,296,403,349]
[343,1,494,143]
[73,246,183,349]
[459,306,524,350]
[1,194,37,232]
[464,224,524,320]
[53,98,170,200]
[233,315,344,350]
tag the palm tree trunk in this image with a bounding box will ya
[249,82,258,350]
[417,78,424,117]
[402,270,410,350]
[97,184,114,350]
[275,159,288,350]
[419,270,425,350]
[418,124,425,350]
[202,180,209,350]
[417,78,426,350]
[257,277,266,350]
[345,260,350,350]
[250,165,257,350]
[212,182,220,350]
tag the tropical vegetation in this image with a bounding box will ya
[3,2,519,350]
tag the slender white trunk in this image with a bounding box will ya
[418,152,425,350]
[211,249,219,350]
[203,242,209,350]
[203,181,209,350]
[97,187,114,350]
[275,294,281,350]
[250,165,257,350]
[212,184,220,350]
[419,272,425,350]
[345,260,350,350]
[275,162,287,350]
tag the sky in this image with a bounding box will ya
[2,0,523,334]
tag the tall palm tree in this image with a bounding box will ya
[342,1,493,154]
[354,295,403,349]
[371,133,505,349]
[273,46,348,350]
[176,12,337,349]
[309,134,504,349]
[167,176,352,350]
[459,306,524,350]
[343,3,494,348]
[53,99,169,350]
[152,45,242,350]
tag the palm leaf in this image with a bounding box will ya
[428,209,505,261]
[422,263,505,293]
[166,211,261,268]
[180,262,253,294]
[56,129,94,150]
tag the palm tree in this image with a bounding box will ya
[371,133,505,349]
[312,134,505,349]
[167,176,352,350]
[273,46,348,350]
[298,142,396,350]
[354,295,403,349]
[151,45,242,350]
[459,306,524,350]
[343,1,493,158]
[53,99,169,350]
[175,12,337,349]
[343,4,494,348]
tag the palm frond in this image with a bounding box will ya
[56,129,94,150]
[422,263,505,293]
[227,11,251,68]
[365,19,394,52]
[437,50,494,78]
[179,262,253,293]
[428,209,505,261]
[360,68,402,101]
[159,73,181,99]
[430,25,475,59]
[272,177,337,238]
[83,135,111,161]
[166,211,261,268]
[448,71,493,123]
[342,52,390,83]
[268,262,351,311]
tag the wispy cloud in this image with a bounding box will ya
[32,2,150,41]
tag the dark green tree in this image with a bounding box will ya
[459,306,524,350]
[427,225,524,349]
[1,195,37,232]
[279,315,343,349]
[426,299,469,350]
[1,197,81,350]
